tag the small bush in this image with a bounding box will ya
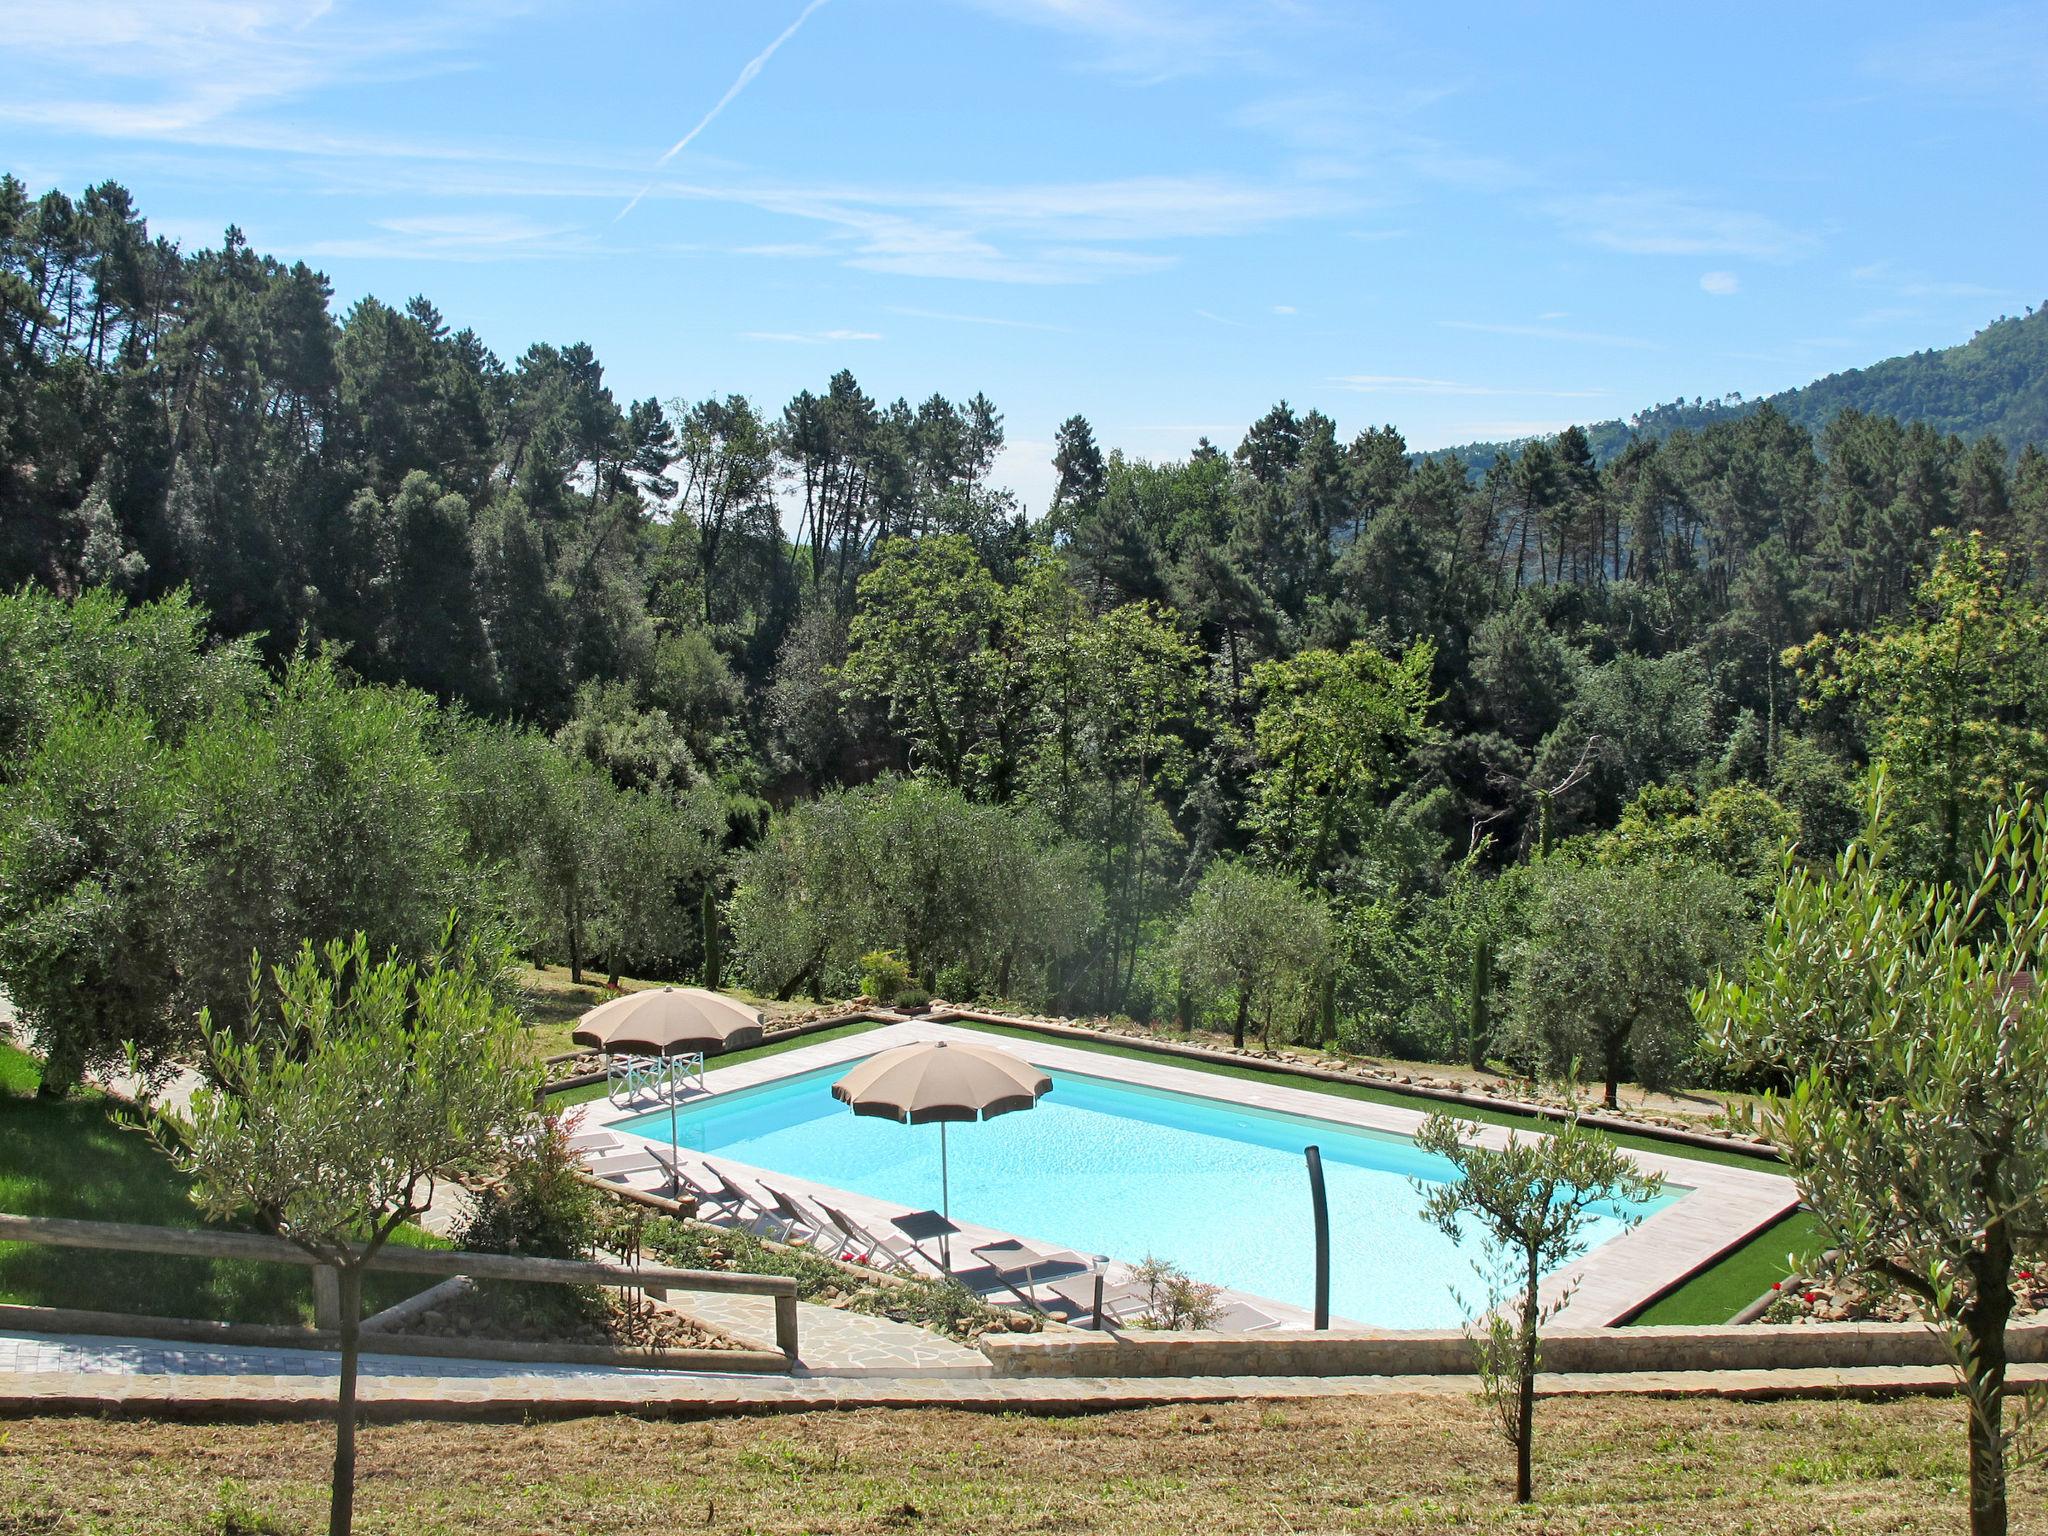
[1126,1254,1222,1329]
[893,986,932,1011]
[858,950,911,1002]
[459,1111,602,1261]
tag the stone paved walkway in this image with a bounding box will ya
[2,1330,2042,1422]
[665,1291,991,1376]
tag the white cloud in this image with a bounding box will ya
[1850,261,2005,300]
[959,0,1250,81]
[741,329,883,343]
[1271,304,1298,315]
[619,0,835,220]
[0,0,516,139]
[1862,7,2048,102]
[1700,270,1740,296]
[298,212,598,262]
[1546,190,1813,260]
[887,306,1075,333]
[1332,375,1607,399]
[1440,319,1656,350]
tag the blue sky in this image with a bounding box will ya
[8,1,2045,511]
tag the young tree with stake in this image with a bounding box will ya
[165,929,538,1536]
[1699,784,2048,1536]
[1413,1112,1662,1503]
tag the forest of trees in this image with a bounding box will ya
[6,175,2048,1104]
[1443,305,2048,474]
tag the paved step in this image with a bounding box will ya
[0,1330,2041,1422]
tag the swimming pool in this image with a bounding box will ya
[615,1061,1678,1327]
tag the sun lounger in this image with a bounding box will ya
[1209,1298,1283,1332]
[969,1237,1100,1311]
[582,1148,661,1179]
[816,1202,948,1276]
[755,1183,840,1251]
[1037,1271,1154,1327]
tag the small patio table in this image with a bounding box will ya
[889,1208,964,1271]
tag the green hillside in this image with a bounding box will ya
[1436,306,2048,473]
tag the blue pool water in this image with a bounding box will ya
[616,1063,1677,1327]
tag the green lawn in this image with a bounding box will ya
[546,1019,888,1108]
[950,1019,1781,1172]
[0,1045,439,1326]
[1628,1210,1820,1326]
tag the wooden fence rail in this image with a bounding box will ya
[0,1211,800,1360]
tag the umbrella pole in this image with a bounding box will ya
[940,1120,951,1271]
[668,1055,680,1196]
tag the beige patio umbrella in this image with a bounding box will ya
[573,988,766,1174]
[831,1039,1052,1262]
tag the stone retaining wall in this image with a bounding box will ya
[982,1321,2048,1379]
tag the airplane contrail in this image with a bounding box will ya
[616,0,834,221]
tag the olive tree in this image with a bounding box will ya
[0,709,186,1095]
[1507,854,1747,1107]
[1166,861,1333,1049]
[169,931,538,1536]
[1699,787,2048,1536]
[1414,1112,1663,1503]
[728,775,1097,1004]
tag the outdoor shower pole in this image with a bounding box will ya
[1305,1145,1330,1330]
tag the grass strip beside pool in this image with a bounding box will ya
[1628,1210,1821,1327]
[946,1019,1780,1173]
[546,1020,890,1108]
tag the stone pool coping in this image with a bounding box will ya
[578,1021,1800,1331]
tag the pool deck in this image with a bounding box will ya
[577,1021,1800,1332]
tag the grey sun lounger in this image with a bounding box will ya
[816,1202,949,1276]
[755,1183,842,1252]
[1036,1272,1154,1328]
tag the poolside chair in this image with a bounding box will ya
[755,1183,840,1252]
[582,1148,662,1180]
[564,1129,624,1155]
[702,1167,795,1239]
[816,1202,948,1276]
[969,1237,1102,1314]
[640,1147,750,1219]
[1036,1271,1155,1328]
[1209,1298,1283,1332]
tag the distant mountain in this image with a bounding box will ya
[1432,306,2048,475]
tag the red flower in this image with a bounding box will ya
[1770,1282,1781,1290]
[1803,1292,1820,1304]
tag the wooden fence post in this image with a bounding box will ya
[313,1265,342,1332]
[774,1291,800,1361]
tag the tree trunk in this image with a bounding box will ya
[1603,1031,1625,1110]
[1233,988,1249,1050]
[330,1264,364,1536]
[1964,1234,2014,1536]
[1967,1382,2009,1536]
[566,891,584,985]
[1516,1260,1540,1504]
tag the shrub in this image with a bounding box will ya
[892,987,932,1011]
[458,1111,602,1261]
[1127,1255,1221,1329]
[858,950,910,1002]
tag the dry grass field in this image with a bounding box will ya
[1,1393,2039,1535]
